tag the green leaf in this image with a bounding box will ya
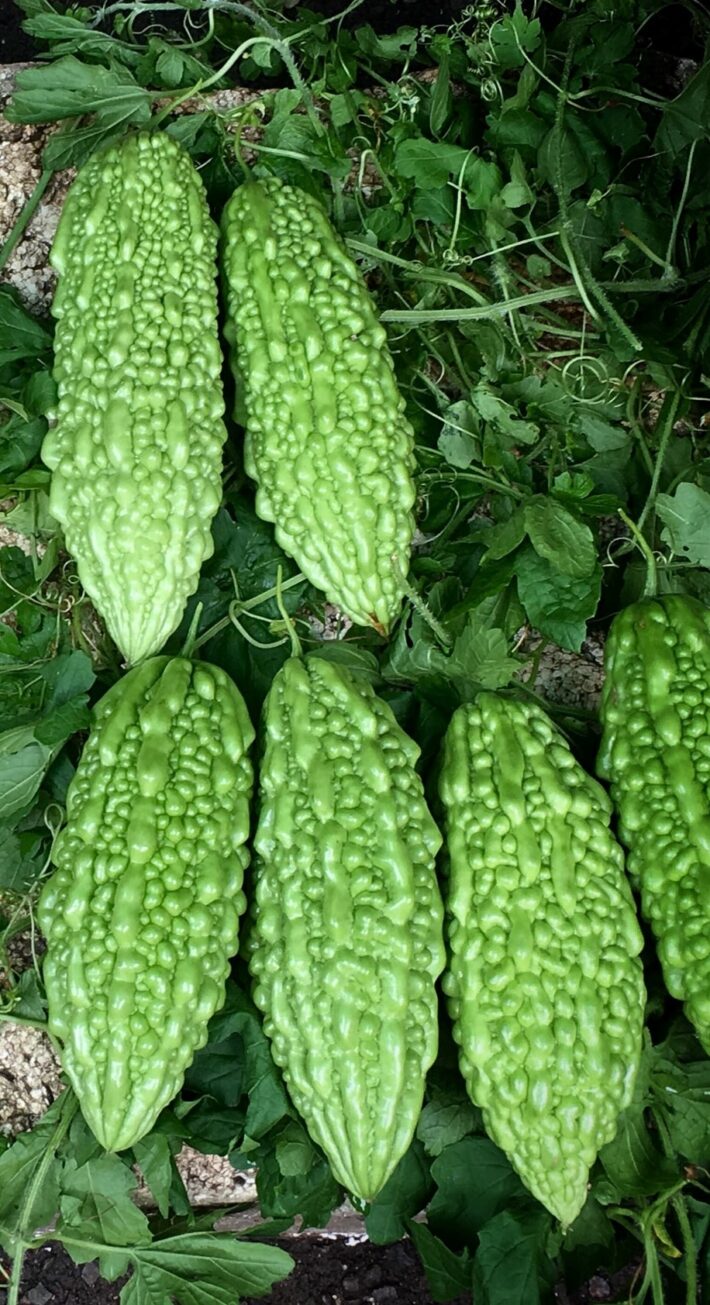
[0,741,51,822]
[354,25,419,63]
[185,983,290,1141]
[21,12,139,63]
[473,1209,551,1305]
[407,1220,473,1302]
[438,400,479,469]
[656,61,710,156]
[651,1053,710,1167]
[448,623,519,693]
[523,498,597,578]
[6,968,46,1020]
[255,1143,341,1229]
[0,289,52,367]
[598,1103,676,1198]
[0,828,44,894]
[59,1157,152,1268]
[394,138,471,188]
[365,1141,432,1245]
[7,56,151,128]
[483,510,526,561]
[133,1136,182,1221]
[489,5,542,69]
[656,483,710,568]
[115,1233,294,1305]
[515,548,602,651]
[274,1123,319,1179]
[429,51,451,136]
[416,1096,480,1159]
[471,384,538,446]
[428,1138,526,1248]
[0,1093,66,1248]
[34,698,91,748]
[462,157,503,210]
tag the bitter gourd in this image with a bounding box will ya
[249,656,445,1200]
[221,178,415,636]
[440,694,646,1227]
[598,594,710,1053]
[43,132,226,665]
[38,656,254,1151]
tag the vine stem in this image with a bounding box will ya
[150,0,322,138]
[191,571,306,652]
[617,508,658,598]
[636,388,683,535]
[8,1091,78,1305]
[275,565,301,658]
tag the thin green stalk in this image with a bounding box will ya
[618,508,657,598]
[0,170,53,274]
[191,571,306,652]
[380,283,584,322]
[665,138,697,280]
[636,388,683,535]
[626,376,655,478]
[275,566,301,658]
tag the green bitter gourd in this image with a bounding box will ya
[249,656,445,1200]
[598,593,710,1052]
[221,178,415,636]
[43,132,226,665]
[440,693,646,1227]
[38,656,254,1151]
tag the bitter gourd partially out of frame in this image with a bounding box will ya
[439,694,646,1227]
[249,656,445,1200]
[43,132,226,665]
[221,178,416,636]
[598,594,710,1053]
[38,657,254,1152]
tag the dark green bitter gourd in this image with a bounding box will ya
[249,656,445,1200]
[38,657,254,1151]
[440,693,646,1227]
[221,178,416,636]
[598,594,710,1052]
[43,132,226,665]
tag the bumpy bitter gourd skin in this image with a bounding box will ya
[440,694,646,1227]
[249,657,445,1200]
[43,132,226,665]
[38,657,254,1151]
[598,594,710,1052]
[221,178,415,635]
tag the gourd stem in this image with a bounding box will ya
[618,509,657,599]
[275,564,301,658]
[398,571,452,648]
